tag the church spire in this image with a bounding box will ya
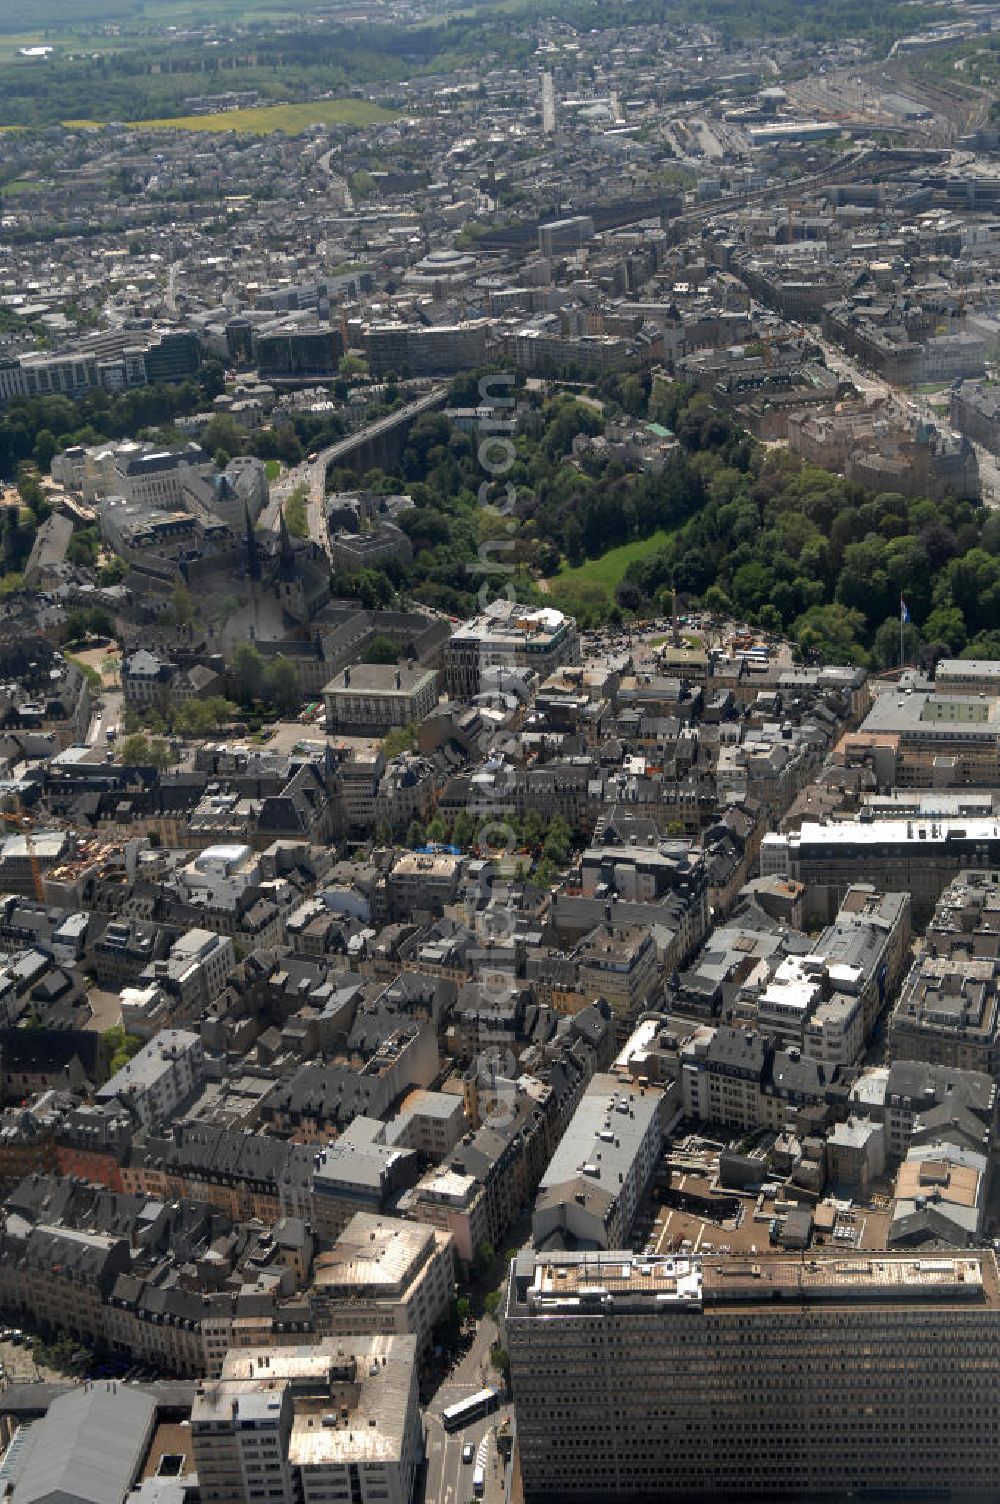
[245,501,261,582]
[278,505,295,571]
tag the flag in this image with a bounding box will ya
[900,596,910,624]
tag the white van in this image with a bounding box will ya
[472,1464,485,1497]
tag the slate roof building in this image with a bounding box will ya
[10,1380,156,1504]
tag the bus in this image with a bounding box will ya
[442,1388,499,1432]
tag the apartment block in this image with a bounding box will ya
[362,321,489,378]
[192,1338,422,1504]
[889,951,1000,1078]
[311,1212,454,1352]
[138,928,235,1012]
[532,1073,662,1250]
[96,1028,206,1128]
[927,868,1000,959]
[576,924,660,1039]
[741,889,910,1067]
[401,1166,491,1265]
[852,1057,996,1163]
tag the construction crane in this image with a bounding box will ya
[0,795,47,903]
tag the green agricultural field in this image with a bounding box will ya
[0,0,334,28]
[0,34,49,62]
[545,528,675,615]
[72,98,398,133]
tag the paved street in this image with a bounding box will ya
[86,687,123,747]
[421,1317,513,1504]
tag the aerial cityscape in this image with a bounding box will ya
[5,0,1000,1500]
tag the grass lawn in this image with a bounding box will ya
[64,98,397,134]
[545,528,674,611]
[264,459,282,482]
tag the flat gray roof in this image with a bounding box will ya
[12,1383,156,1504]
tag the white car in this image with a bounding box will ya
[462,1444,474,1464]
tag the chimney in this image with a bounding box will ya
[395,670,402,690]
[344,668,350,687]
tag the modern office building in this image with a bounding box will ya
[256,324,344,380]
[538,215,596,255]
[760,819,1000,925]
[362,321,489,377]
[444,601,580,699]
[0,327,200,406]
[506,1248,1000,1504]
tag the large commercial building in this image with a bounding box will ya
[506,1248,1000,1504]
[444,602,580,699]
[760,818,1000,925]
[844,691,1000,788]
[362,321,489,378]
[9,1383,157,1504]
[934,659,1000,697]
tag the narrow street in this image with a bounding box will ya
[421,1315,514,1504]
